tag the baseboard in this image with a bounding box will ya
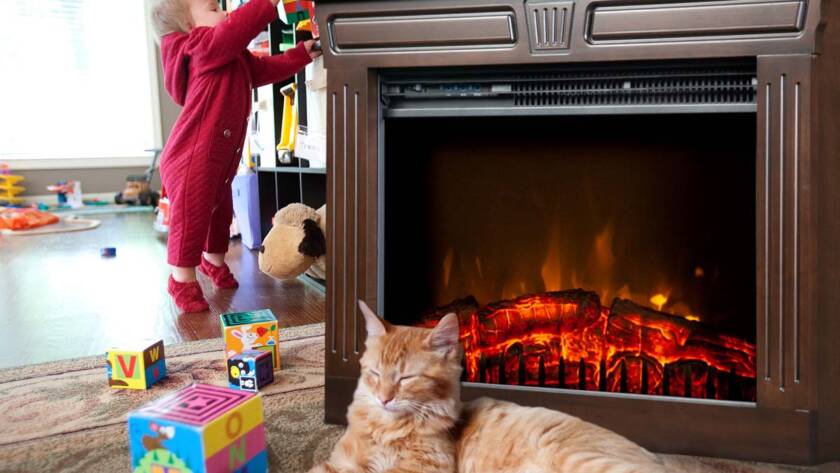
[19,192,116,206]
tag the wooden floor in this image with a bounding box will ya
[0,210,325,369]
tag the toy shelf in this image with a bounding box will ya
[236,2,324,243]
[257,163,326,240]
[222,0,326,296]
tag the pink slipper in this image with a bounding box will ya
[168,275,210,313]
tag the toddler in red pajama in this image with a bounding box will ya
[151,0,319,313]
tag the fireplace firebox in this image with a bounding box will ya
[387,111,758,402]
[316,0,840,465]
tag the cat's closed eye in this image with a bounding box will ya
[398,375,419,384]
[368,369,380,378]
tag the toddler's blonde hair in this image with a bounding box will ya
[150,0,192,39]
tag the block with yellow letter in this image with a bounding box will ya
[106,339,167,389]
[128,384,267,473]
[220,309,279,370]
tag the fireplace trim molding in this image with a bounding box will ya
[316,0,840,465]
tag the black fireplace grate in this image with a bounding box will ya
[511,65,757,106]
[381,59,757,116]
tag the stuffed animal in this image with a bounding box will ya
[259,203,326,281]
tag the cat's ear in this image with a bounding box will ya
[358,300,388,342]
[425,313,459,353]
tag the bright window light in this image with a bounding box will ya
[0,0,156,160]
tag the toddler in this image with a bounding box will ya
[151,0,320,313]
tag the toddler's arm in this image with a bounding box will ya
[246,41,313,88]
[193,0,281,71]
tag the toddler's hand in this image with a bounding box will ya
[303,39,323,60]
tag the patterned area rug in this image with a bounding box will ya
[0,323,835,473]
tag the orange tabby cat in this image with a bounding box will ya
[457,397,667,473]
[310,301,667,473]
[308,301,462,473]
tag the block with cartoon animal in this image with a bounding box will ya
[128,383,267,473]
[228,349,274,392]
[106,339,166,389]
[220,309,280,370]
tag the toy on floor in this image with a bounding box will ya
[0,167,25,205]
[47,180,84,208]
[153,186,170,234]
[220,309,280,370]
[100,247,117,257]
[106,339,167,389]
[0,207,59,231]
[115,149,161,206]
[258,203,326,281]
[128,384,267,472]
[1,214,100,236]
[228,349,274,391]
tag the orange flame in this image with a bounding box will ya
[649,294,668,311]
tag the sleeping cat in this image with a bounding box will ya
[309,301,667,473]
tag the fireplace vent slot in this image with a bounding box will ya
[382,60,757,117]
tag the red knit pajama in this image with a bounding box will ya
[162,147,240,267]
[157,0,311,268]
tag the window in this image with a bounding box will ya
[0,0,157,162]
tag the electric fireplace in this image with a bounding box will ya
[316,0,840,464]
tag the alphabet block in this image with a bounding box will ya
[220,310,279,370]
[106,339,166,390]
[128,383,267,473]
[227,350,274,392]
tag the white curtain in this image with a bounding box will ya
[0,0,156,160]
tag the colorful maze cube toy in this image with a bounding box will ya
[220,309,279,370]
[128,384,267,473]
[227,350,274,392]
[106,339,166,389]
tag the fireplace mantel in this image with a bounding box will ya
[315,0,840,465]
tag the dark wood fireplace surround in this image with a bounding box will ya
[315,0,840,464]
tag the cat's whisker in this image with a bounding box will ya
[402,400,438,421]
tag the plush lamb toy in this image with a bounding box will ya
[258,203,326,281]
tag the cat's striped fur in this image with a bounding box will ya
[309,301,667,473]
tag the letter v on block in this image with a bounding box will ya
[117,354,138,379]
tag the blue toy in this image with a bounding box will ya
[228,349,274,392]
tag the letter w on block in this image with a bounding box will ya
[148,345,161,362]
[117,354,138,379]
[229,436,247,470]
